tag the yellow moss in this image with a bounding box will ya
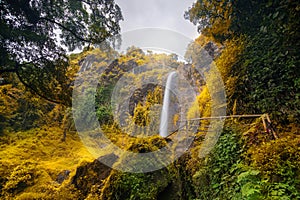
[187,86,211,121]
[0,126,93,199]
[15,192,48,200]
[247,134,300,174]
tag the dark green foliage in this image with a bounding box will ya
[239,2,300,122]
[191,125,300,200]
[230,0,300,123]
[186,0,300,123]
[95,84,114,125]
[192,128,243,199]
[100,157,183,200]
[0,0,123,104]
[101,171,171,200]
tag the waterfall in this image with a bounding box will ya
[159,71,177,137]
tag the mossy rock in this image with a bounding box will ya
[93,134,192,199]
[71,153,118,197]
[127,136,168,153]
[101,168,176,200]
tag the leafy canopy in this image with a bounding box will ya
[0,0,123,104]
[185,0,300,122]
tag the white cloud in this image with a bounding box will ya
[115,0,198,39]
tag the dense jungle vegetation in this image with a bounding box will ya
[0,0,299,199]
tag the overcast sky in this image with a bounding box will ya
[114,0,198,39]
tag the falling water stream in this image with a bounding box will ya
[159,71,177,137]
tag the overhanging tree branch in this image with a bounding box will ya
[39,17,92,44]
[0,68,17,73]
[1,0,122,105]
[15,63,63,105]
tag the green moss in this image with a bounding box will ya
[101,169,173,200]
